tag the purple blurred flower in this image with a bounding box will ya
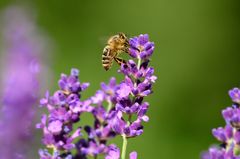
[229,88,240,104]
[130,151,138,159]
[222,107,240,128]
[48,120,63,135]
[105,145,120,159]
[81,141,107,157]
[116,83,132,98]
[0,5,49,159]
[202,147,226,159]
[105,145,137,159]
[105,146,138,159]
[202,88,240,158]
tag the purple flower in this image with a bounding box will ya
[229,88,240,104]
[0,5,49,159]
[37,69,89,158]
[81,141,107,157]
[91,90,105,104]
[105,145,120,159]
[129,34,155,59]
[101,77,118,98]
[212,125,233,143]
[116,83,132,98]
[222,107,240,128]
[116,102,139,114]
[110,111,127,135]
[48,120,63,135]
[202,147,225,159]
[202,87,240,158]
[105,146,138,159]
[58,68,89,94]
[130,151,138,159]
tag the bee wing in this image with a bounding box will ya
[99,32,131,44]
[99,36,109,45]
[99,32,116,45]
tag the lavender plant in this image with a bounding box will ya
[37,34,156,159]
[202,88,240,159]
[0,5,49,159]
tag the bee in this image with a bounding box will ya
[102,33,129,71]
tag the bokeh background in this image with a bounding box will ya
[0,0,240,158]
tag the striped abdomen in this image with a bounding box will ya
[102,46,114,71]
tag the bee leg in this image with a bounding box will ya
[123,42,130,53]
[114,57,126,66]
[124,48,129,54]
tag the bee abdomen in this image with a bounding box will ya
[102,47,113,71]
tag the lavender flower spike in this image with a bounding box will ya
[202,87,240,159]
[37,69,92,159]
[115,34,156,159]
[0,5,48,159]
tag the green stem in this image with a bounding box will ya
[137,57,141,69]
[121,135,128,159]
[107,100,112,112]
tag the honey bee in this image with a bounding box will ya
[102,33,129,71]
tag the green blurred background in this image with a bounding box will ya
[0,0,240,158]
